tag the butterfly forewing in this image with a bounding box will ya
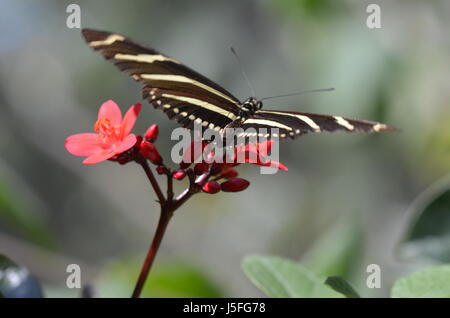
[238,110,394,139]
[81,29,240,130]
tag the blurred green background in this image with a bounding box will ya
[0,0,449,297]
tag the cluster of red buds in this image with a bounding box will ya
[111,124,287,194]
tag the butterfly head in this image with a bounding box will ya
[241,97,262,114]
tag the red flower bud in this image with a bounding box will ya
[221,178,250,192]
[140,140,163,165]
[144,124,159,142]
[220,168,238,179]
[172,169,186,180]
[210,162,225,175]
[202,180,221,194]
[194,162,210,175]
[134,135,143,148]
[156,165,168,175]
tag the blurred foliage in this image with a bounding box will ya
[301,219,363,279]
[399,177,450,263]
[243,255,450,298]
[391,264,450,298]
[242,255,343,298]
[274,0,347,19]
[97,258,222,298]
[0,254,44,298]
[324,276,360,298]
[0,178,53,248]
[424,118,450,176]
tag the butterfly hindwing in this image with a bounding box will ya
[81,29,240,130]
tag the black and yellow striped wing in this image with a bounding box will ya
[81,29,240,131]
[233,110,394,139]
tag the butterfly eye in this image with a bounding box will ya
[242,102,251,109]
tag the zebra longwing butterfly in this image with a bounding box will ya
[81,29,395,139]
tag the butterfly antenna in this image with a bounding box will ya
[230,46,256,97]
[260,87,335,101]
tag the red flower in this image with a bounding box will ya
[65,100,141,165]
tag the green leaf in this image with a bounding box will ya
[391,264,450,298]
[242,255,343,298]
[324,276,360,298]
[398,177,450,262]
[97,259,223,298]
[0,254,44,298]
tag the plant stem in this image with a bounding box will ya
[131,208,172,298]
[131,161,208,298]
[137,157,166,204]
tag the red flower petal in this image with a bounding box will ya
[248,157,288,171]
[82,149,115,165]
[221,178,250,192]
[202,181,221,194]
[65,133,102,156]
[121,104,141,138]
[240,150,262,164]
[256,139,273,156]
[263,160,288,171]
[98,100,122,125]
[243,139,273,155]
[144,124,159,142]
[114,134,138,155]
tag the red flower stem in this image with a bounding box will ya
[137,157,166,204]
[166,172,174,200]
[171,170,207,211]
[131,166,210,298]
[131,207,172,298]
